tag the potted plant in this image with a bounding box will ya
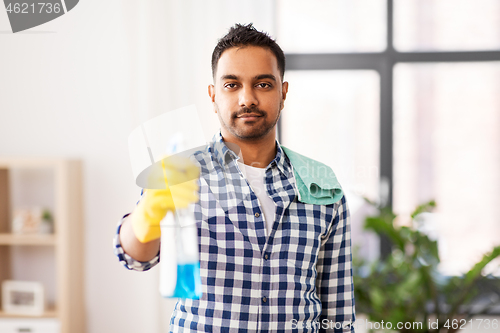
[353,199,500,333]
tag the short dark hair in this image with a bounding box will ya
[211,23,285,81]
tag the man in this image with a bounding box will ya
[115,23,355,332]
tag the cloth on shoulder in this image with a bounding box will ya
[281,145,343,205]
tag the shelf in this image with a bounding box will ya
[0,158,84,332]
[0,233,56,246]
[0,309,57,318]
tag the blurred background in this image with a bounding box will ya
[0,0,499,332]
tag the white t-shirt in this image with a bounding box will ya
[237,161,276,236]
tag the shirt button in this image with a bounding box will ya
[264,254,269,260]
[255,212,260,218]
[262,296,267,303]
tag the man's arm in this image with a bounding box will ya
[113,212,161,272]
[113,189,165,271]
[114,190,164,271]
[119,212,161,262]
[316,194,356,333]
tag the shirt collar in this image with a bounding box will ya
[211,131,291,177]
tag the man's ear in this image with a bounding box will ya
[281,81,289,109]
[208,84,216,112]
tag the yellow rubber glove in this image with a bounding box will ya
[131,155,200,243]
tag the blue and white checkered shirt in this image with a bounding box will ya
[114,131,355,332]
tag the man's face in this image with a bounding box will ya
[208,46,288,142]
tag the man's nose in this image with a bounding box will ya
[239,86,258,107]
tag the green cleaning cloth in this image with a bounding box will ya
[281,145,343,205]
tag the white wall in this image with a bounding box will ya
[0,1,274,332]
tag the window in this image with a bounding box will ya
[281,70,380,201]
[394,62,500,275]
[277,0,386,53]
[278,0,500,276]
[394,0,500,52]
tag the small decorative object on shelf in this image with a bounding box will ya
[11,207,53,234]
[1,280,45,316]
[40,209,54,234]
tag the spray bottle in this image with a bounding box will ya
[159,133,202,299]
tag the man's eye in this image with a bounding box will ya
[257,83,272,88]
[225,83,237,89]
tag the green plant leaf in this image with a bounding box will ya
[445,246,500,325]
[410,200,436,219]
[369,287,385,313]
[464,246,500,285]
[365,216,405,252]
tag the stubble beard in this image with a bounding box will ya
[216,101,283,141]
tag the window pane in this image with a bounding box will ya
[394,0,500,51]
[276,0,386,53]
[281,70,380,260]
[394,63,500,276]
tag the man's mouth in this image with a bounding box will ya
[237,114,262,119]
[238,113,262,121]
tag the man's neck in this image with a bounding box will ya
[222,131,277,169]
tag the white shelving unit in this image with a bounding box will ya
[0,158,85,333]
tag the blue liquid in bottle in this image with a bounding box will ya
[171,262,202,299]
[159,132,203,300]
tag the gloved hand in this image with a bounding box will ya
[131,155,200,243]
